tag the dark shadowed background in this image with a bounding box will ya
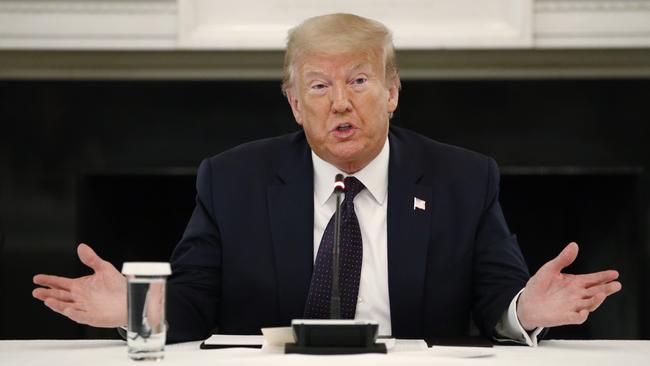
[0,79,648,340]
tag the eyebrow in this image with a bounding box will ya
[303,63,373,80]
[350,63,372,73]
[304,70,327,79]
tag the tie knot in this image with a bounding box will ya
[344,176,365,201]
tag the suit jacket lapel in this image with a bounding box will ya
[267,132,314,324]
[387,128,432,337]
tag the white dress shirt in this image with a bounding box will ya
[311,136,542,345]
[313,135,392,335]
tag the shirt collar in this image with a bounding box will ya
[312,137,389,206]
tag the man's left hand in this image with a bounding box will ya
[516,242,622,331]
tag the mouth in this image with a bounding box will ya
[331,122,357,139]
[332,122,355,132]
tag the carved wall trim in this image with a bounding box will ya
[0,1,175,14]
[0,1,649,50]
[534,0,650,47]
[178,0,532,49]
[536,0,650,13]
[0,0,176,49]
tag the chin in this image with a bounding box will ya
[327,144,367,170]
[331,140,364,156]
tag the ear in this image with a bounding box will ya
[387,83,399,114]
[286,88,303,125]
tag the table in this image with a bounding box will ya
[1,339,649,365]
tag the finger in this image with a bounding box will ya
[545,242,579,272]
[45,299,90,325]
[583,281,622,298]
[577,292,607,312]
[577,270,619,287]
[32,287,75,302]
[43,298,70,314]
[43,298,83,316]
[33,274,72,291]
[567,309,589,325]
[77,243,107,273]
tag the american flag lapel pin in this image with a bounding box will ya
[414,197,426,211]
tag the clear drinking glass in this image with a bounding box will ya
[121,262,172,361]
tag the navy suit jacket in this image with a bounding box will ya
[166,126,530,343]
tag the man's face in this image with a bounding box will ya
[286,49,399,173]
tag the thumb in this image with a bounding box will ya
[546,242,579,272]
[77,243,107,272]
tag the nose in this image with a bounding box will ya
[330,83,352,113]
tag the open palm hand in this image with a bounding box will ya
[517,242,621,331]
[33,243,127,328]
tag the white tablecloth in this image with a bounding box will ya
[1,339,649,366]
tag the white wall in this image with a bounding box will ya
[0,0,649,50]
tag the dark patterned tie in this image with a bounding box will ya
[304,176,365,319]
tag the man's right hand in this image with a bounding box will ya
[32,243,127,328]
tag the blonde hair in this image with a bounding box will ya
[281,13,400,94]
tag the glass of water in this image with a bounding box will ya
[121,262,171,361]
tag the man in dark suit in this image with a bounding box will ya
[33,13,621,345]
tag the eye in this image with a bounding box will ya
[353,77,367,86]
[310,83,327,90]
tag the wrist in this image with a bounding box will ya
[516,289,536,332]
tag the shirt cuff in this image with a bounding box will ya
[493,288,544,346]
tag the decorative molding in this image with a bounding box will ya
[534,0,650,47]
[178,0,533,50]
[0,0,176,49]
[2,49,649,80]
[0,0,649,50]
[536,0,650,13]
[0,1,175,14]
